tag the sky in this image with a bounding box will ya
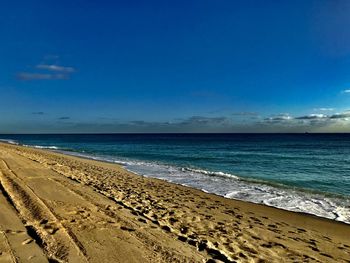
[1,0,350,133]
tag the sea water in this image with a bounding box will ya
[1,133,349,223]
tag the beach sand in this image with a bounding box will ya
[0,142,349,262]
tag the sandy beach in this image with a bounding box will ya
[0,142,349,262]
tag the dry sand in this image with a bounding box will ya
[0,142,349,263]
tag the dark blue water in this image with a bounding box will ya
[1,133,350,223]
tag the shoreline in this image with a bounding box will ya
[0,142,350,262]
[65,151,350,226]
[2,138,350,225]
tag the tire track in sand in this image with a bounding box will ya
[0,159,88,263]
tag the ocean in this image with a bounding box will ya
[1,133,349,224]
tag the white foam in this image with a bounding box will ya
[225,184,350,223]
[0,139,19,145]
[182,167,239,179]
[29,145,60,150]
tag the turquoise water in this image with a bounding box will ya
[1,133,350,223]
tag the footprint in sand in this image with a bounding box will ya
[120,226,135,232]
[137,218,147,224]
[297,228,306,233]
[320,252,334,259]
[161,225,171,232]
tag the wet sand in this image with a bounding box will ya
[0,142,349,262]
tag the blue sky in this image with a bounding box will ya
[1,0,350,133]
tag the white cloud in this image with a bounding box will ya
[36,64,75,73]
[264,114,293,121]
[329,112,350,119]
[16,59,76,81]
[313,108,334,112]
